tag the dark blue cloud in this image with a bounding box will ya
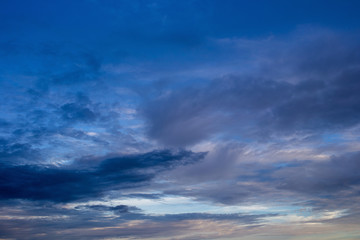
[60,103,97,123]
[0,138,41,164]
[122,193,164,199]
[0,150,205,202]
[79,204,142,214]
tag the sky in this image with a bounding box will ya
[1,0,360,239]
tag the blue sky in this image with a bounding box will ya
[1,1,360,239]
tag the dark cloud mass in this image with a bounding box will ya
[0,150,205,202]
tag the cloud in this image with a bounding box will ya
[60,103,97,123]
[0,138,42,164]
[77,203,273,223]
[0,150,205,202]
[141,31,360,146]
[0,200,273,240]
[275,151,360,194]
[0,198,357,240]
[79,204,142,214]
[160,144,360,206]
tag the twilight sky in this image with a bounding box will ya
[1,1,360,239]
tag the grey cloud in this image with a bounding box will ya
[122,193,164,199]
[275,151,360,194]
[0,200,271,240]
[160,145,360,206]
[141,33,360,146]
[76,203,271,223]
